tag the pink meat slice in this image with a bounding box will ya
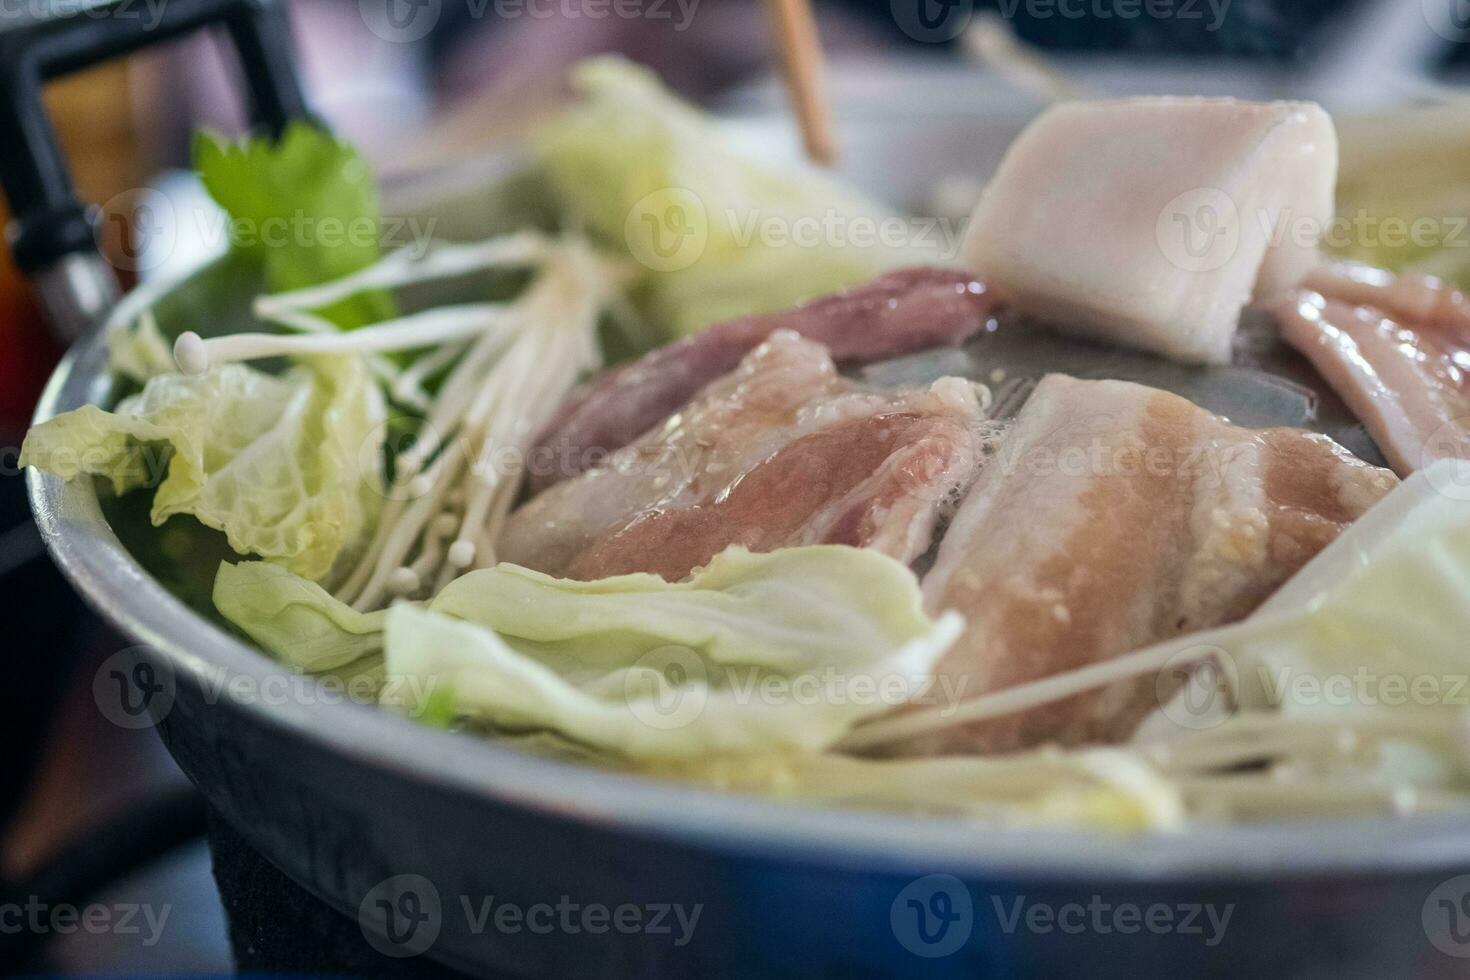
[1273,261,1470,476]
[499,330,987,582]
[527,267,998,493]
[880,374,1396,757]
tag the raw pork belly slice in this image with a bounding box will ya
[963,98,1337,365]
[500,331,986,582]
[885,374,1395,757]
[527,267,997,493]
[1274,261,1470,476]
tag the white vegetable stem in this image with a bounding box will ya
[173,303,518,374]
[253,230,553,316]
[390,338,468,404]
[200,303,424,408]
[311,235,611,611]
[349,252,605,609]
[837,637,1205,752]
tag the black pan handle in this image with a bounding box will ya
[0,0,311,336]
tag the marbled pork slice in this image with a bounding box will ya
[500,330,987,582]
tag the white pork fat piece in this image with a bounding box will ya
[963,98,1338,364]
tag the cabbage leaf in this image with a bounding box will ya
[1332,105,1470,290]
[385,546,961,758]
[215,545,962,758]
[214,560,386,672]
[646,748,1186,832]
[1217,460,1470,715]
[22,355,384,582]
[107,310,177,385]
[534,57,928,338]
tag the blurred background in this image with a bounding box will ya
[3,0,1469,972]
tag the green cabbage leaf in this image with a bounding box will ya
[22,355,384,583]
[534,57,930,338]
[215,545,962,758]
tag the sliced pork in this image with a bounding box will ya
[1274,262,1470,476]
[527,267,998,493]
[964,98,1337,365]
[500,331,986,582]
[883,374,1396,757]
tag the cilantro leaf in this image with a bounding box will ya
[192,122,396,328]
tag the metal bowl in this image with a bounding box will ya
[27,112,1470,977]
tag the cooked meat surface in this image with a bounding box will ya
[500,330,987,582]
[527,267,998,493]
[1274,261,1470,476]
[882,374,1397,756]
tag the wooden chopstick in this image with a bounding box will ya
[763,0,837,166]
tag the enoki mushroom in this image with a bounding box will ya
[173,232,621,611]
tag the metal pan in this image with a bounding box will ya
[30,319,1470,977]
[13,8,1470,976]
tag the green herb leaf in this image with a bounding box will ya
[193,122,396,328]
